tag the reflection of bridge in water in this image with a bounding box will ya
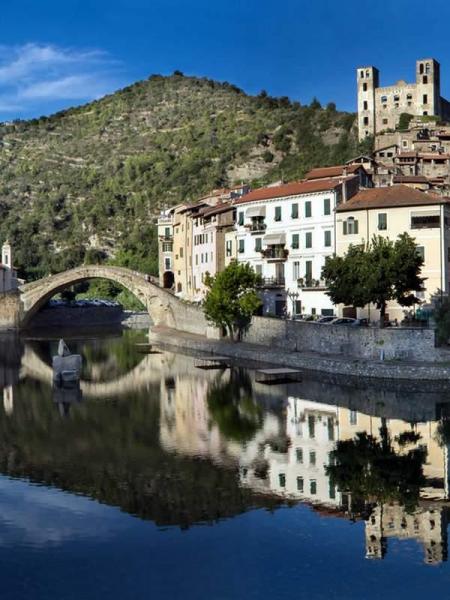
[21,346,171,398]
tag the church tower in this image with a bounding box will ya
[357,66,379,142]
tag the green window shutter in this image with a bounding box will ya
[354,220,359,234]
[324,198,330,215]
[305,201,311,218]
[275,206,282,221]
[305,232,312,248]
[324,230,331,247]
[239,239,245,253]
[292,234,299,249]
[255,238,262,252]
[291,203,299,218]
[343,221,348,235]
[238,212,244,226]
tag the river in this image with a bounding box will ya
[1,328,450,599]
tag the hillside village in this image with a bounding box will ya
[158,57,450,324]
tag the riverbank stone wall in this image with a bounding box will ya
[244,316,438,361]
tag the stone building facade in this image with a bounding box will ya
[357,58,450,141]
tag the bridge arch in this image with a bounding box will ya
[18,265,207,334]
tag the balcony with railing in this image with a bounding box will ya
[256,276,285,288]
[298,277,327,291]
[261,246,289,261]
[245,218,266,234]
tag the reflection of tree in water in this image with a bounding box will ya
[207,369,263,443]
[326,426,427,512]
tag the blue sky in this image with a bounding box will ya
[1,0,450,120]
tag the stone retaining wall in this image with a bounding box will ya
[149,327,450,383]
[244,316,438,361]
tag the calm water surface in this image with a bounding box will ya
[1,329,450,599]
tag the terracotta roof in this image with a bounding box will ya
[233,178,345,205]
[336,185,450,212]
[393,175,429,184]
[304,164,362,180]
[420,153,450,160]
[201,202,235,217]
[396,152,417,159]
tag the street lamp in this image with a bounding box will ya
[287,290,300,319]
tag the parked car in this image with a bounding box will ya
[316,316,336,324]
[331,317,367,327]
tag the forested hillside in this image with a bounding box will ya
[0,72,367,280]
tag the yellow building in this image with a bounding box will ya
[336,185,450,322]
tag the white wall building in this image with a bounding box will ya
[233,179,355,317]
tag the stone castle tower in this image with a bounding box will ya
[357,58,450,141]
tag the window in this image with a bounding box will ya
[426,62,431,74]
[226,240,232,257]
[238,211,244,226]
[164,257,171,270]
[305,260,312,281]
[279,473,286,488]
[363,101,368,110]
[324,230,332,247]
[255,264,262,275]
[296,448,303,463]
[420,63,424,75]
[294,300,301,314]
[195,254,198,265]
[423,94,428,105]
[255,237,262,252]
[411,212,440,229]
[327,417,335,441]
[329,483,336,500]
[423,75,428,84]
[238,239,245,253]
[162,242,172,252]
[293,261,300,280]
[382,118,388,125]
[308,415,315,438]
[378,213,387,230]
[275,206,282,221]
[292,233,299,249]
[363,82,367,92]
[343,218,359,235]
[179,247,183,258]
[305,201,312,218]
[360,70,364,78]
[349,410,357,425]
[380,95,387,103]
[297,477,304,493]
[363,117,369,126]
[310,480,317,495]
[164,227,171,237]
[291,203,299,219]
[305,232,312,249]
[324,198,331,215]
[309,451,316,466]
[394,95,399,102]
[417,246,425,261]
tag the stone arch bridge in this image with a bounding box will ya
[10,265,208,333]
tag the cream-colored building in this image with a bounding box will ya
[336,185,450,322]
[0,241,18,293]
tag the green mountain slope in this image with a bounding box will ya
[0,72,365,279]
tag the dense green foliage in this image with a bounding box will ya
[322,234,424,326]
[204,261,261,339]
[326,427,426,511]
[0,73,360,282]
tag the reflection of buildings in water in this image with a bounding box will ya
[241,398,341,507]
[338,408,450,500]
[3,385,13,415]
[365,503,448,565]
[159,367,282,467]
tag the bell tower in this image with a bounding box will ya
[2,240,11,268]
[357,66,379,141]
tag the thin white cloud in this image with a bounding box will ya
[0,43,122,116]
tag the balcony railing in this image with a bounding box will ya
[158,216,173,225]
[245,221,267,234]
[261,247,289,261]
[159,234,173,241]
[256,277,285,288]
[298,277,327,290]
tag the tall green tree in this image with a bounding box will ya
[203,261,261,340]
[322,233,424,327]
